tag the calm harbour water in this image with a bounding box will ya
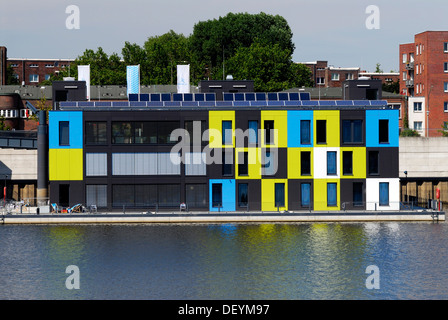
[0,222,447,300]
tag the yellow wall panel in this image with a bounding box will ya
[313,179,340,211]
[340,147,366,179]
[313,110,340,147]
[260,111,288,148]
[208,111,235,148]
[287,147,313,179]
[235,147,262,179]
[49,149,83,181]
[261,179,288,212]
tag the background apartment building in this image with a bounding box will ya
[400,31,448,137]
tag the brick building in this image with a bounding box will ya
[399,31,448,136]
[0,46,7,86]
[7,58,74,85]
[300,61,360,88]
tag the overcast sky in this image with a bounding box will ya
[1,0,447,73]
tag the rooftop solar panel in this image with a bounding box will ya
[267,101,285,106]
[182,101,199,107]
[205,93,216,101]
[216,101,233,106]
[245,93,256,101]
[112,101,129,107]
[147,102,163,107]
[128,94,139,101]
[288,92,300,100]
[183,93,193,102]
[130,102,146,107]
[267,93,278,101]
[140,94,149,101]
[284,100,302,106]
[172,93,183,102]
[194,93,205,101]
[60,102,77,107]
[251,101,267,106]
[353,100,369,106]
[95,101,112,107]
[256,93,266,101]
[165,101,181,107]
[233,101,250,107]
[302,101,319,106]
[336,100,354,106]
[318,101,336,106]
[150,93,161,102]
[300,92,311,101]
[223,93,234,101]
[370,100,388,106]
[198,101,215,107]
[278,93,289,101]
[161,93,171,101]
[234,93,245,101]
[78,101,95,107]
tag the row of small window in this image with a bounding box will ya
[0,109,34,118]
[316,73,355,84]
[414,102,448,112]
[211,181,390,208]
[82,119,376,146]
[27,74,52,82]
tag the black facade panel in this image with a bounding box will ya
[288,179,314,211]
[235,179,261,211]
[339,110,366,147]
[340,179,366,210]
[366,147,399,178]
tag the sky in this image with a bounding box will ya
[1,0,447,73]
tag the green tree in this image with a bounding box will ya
[190,12,294,80]
[43,47,126,85]
[226,41,311,92]
[382,80,400,93]
[5,65,19,85]
[143,30,191,85]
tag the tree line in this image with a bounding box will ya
[41,12,312,92]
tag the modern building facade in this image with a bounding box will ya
[48,92,399,212]
[399,31,448,136]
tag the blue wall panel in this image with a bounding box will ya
[49,111,83,149]
[209,179,236,212]
[287,110,314,147]
[366,109,399,147]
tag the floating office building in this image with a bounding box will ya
[48,90,399,212]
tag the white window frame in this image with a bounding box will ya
[413,102,422,112]
[444,102,448,112]
[444,42,448,53]
[413,121,423,131]
[445,82,448,92]
[331,73,340,81]
[444,62,448,73]
[29,74,39,83]
[402,53,407,63]
[316,77,325,85]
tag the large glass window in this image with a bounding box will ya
[86,122,107,145]
[275,183,285,207]
[316,120,326,144]
[185,120,206,145]
[212,184,222,208]
[59,121,70,146]
[112,184,180,208]
[263,150,275,176]
[300,151,311,175]
[238,183,248,208]
[327,183,337,207]
[379,182,389,206]
[301,183,311,207]
[342,120,363,144]
[112,122,134,144]
[112,121,179,144]
[86,185,107,208]
[300,120,311,145]
[327,151,337,175]
[186,184,207,208]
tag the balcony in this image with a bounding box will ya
[406,79,414,88]
[406,62,414,70]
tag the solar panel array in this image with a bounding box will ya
[60,99,389,108]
